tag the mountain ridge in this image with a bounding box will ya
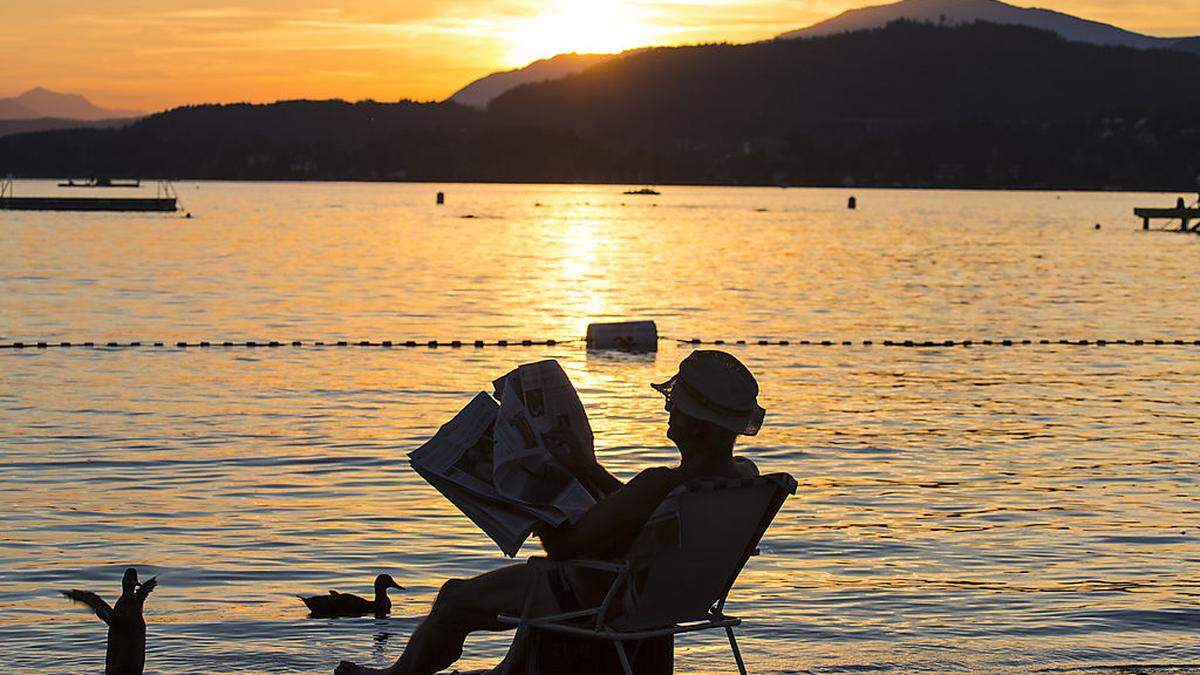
[777,0,1200,50]
[3,22,1199,190]
[488,20,1200,138]
[0,116,139,139]
[0,87,143,121]
[448,53,617,109]
[447,0,1200,113]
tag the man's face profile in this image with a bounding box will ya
[666,406,694,445]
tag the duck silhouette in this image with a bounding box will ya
[299,574,404,618]
[61,567,157,675]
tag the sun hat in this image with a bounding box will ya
[651,350,765,436]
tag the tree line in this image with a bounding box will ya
[2,21,1199,190]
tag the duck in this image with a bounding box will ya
[299,574,404,618]
[61,567,157,675]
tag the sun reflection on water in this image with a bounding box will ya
[3,184,1200,672]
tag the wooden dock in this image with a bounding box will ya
[1135,206,1200,231]
[0,196,177,212]
[0,176,179,213]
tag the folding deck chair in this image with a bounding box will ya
[498,472,797,674]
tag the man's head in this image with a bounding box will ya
[665,406,737,449]
[653,350,765,455]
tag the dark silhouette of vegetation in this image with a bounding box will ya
[3,22,1200,189]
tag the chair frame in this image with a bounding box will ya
[498,473,796,674]
[499,556,747,674]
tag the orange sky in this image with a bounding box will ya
[3,0,1198,112]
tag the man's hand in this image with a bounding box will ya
[542,420,624,499]
[542,421,597,477]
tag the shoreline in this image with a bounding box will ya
[4,175,1195,196]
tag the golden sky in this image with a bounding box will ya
[3,0,1198,112]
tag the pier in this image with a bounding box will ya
[0,196,178,212]
[1135,204,1200,231]
[0,177,178,212]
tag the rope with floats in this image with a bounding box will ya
[665,337,1200,347]
[2,337,1198,350]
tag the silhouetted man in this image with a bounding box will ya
[335,350,764,675]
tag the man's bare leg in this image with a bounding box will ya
[335,563,540,675]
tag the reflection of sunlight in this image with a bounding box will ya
[504,0,662,67]
[568,348,668,470]
[559,214,610,335]
[560,215,598,278]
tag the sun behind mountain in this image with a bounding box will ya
[503,0,662,67]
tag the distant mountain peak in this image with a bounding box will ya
[0,87,143,121]
[777,0,1198,51]
[19,87,92,106]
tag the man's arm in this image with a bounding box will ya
[574,461,624,498]
[537,467,681,561]
[543,423,624,498]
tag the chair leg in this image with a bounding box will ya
[612,639,634,675]
[627,638,644,666]
[501,566,543,674]
[725,626,747,675]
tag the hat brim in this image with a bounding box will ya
[651,376,764,436]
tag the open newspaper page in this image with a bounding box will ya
[409,364,597,557]
[409,393,538,557]
[491,360,596,524]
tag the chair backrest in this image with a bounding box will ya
[612,472,796,631]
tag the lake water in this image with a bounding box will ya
[2,182,1199,673]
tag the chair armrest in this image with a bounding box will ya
[525,556,627,573]
[517,556,631,631]
[562,558,629,574]
[498,607,601,627]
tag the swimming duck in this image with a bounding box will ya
[61,567,157,675]
[299,574,404,618]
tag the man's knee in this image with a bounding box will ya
[430,578,471,620]
[429,566,532,630]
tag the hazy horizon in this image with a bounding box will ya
[4,0,1200,113]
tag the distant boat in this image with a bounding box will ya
[59,177,141,188]
[623,187,660,195]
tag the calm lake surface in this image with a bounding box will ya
[2,182,1199,673]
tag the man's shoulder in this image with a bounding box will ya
[631,465,679,484]
[632,459,759,487]
[733,456,760,478]
[627,466,691,494]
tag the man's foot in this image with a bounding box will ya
[334,661,393,675]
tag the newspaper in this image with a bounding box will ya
[409,361,597,557]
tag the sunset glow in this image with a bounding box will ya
[1,0,1198,111]
[503,0,664,67]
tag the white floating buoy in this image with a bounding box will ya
[586,321,658,351]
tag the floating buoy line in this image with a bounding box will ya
[2,337,1198,350]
